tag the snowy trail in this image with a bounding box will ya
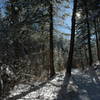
[6,68,100,100]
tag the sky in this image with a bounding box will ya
[0,0,7,16]
[0,0,7,6]
[54,0,73,39]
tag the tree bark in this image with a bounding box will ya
[84,47,89,65]
[94,20,100,61]
[84,1,93,66]
[66,0,77,76]
[49,1,55,77]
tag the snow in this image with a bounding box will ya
[5,67,100,100]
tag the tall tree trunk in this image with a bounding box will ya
[84,1,93,66]
[94,20,100,61]
[49,1,55,77]
[84,47,89,65]
[80,50,84,70]
[66,0,77,76]
[97,18,100,58]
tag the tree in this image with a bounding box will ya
[94,19,100,61]
[75,0,100,68]
[83,0,93,66]
[66,0,77,76]
[49,0,55,77]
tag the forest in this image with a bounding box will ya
[0,0,100,100]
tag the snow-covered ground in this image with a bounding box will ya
[5,67,100,100]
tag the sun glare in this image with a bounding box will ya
[76,12,81,18]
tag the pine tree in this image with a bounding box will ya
[49,0,55,77]
[66,0,77,76]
